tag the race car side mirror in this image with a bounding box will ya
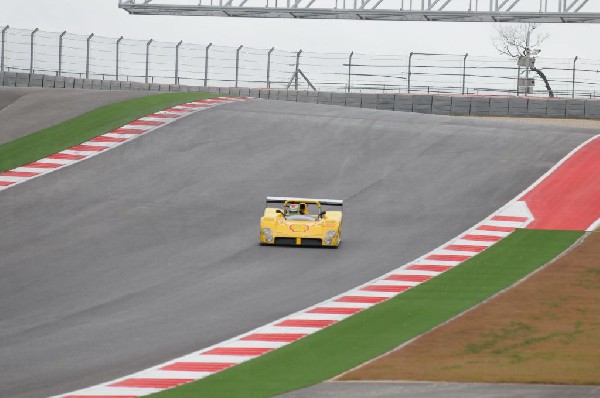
[276,209,283,214]
[319,210,327,217]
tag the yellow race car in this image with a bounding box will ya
[260,197,343,247]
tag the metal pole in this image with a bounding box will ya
[1,25,8,72]
[235,45,243,87]
[524,29,531,97]
[408,52,413,93]
[516,64,521,96]
[462,53,468,95]
[175,40,182,84]
[116,36,123,81]
[204,43,212,87]
[30,28,39,73]
[267,47,274,88]
[86,33,94,79]
[58,31,66,76]
[572,56,578,98]
[145,39,153,84]
[347,51,353,94]
[294,49,302,91]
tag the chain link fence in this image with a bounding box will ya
[2,25,600,98]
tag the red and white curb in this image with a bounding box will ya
[0,97,251,192]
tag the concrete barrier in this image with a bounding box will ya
[470,97,490,116]
[54,76,66,88]
[451,97,471,116]
[42,75,55,88]
[489,98,509,117]
[3,72,16,86]
[377,94,395,111]
[345,93,362,108]
[17,73,31,87]
[432,96,452,115]
[318,92,332,105]
[3,72,599,120]
[413,95,433,114]
[508,98,528,116]
[394,95,413,112]
[585,100,600,119]
[527,99,548,117]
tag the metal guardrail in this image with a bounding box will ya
[1,25,599,98]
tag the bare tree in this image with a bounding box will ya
[492,23,554,97]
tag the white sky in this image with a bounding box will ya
[2,0,600,59]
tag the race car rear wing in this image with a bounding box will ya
[266,196,343,207]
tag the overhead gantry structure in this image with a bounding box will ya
[118,0,600,22]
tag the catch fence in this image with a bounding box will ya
[1,25,600,98]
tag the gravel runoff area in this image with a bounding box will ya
[340,232,600,385]
[0,87,153,145]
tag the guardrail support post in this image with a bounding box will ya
[175,40,182,84]
[407,51,413,93]
[58,31,67,76]
[116,36,123,81]
[572,55,578,98]
[267,47,274,88]
[235,45,243,87]
[30,28,39,73]
[462,52,468,95]
[1,25,8,72]
[204,42,212,86]
[86,33,94,79]
[294,49,302,91]
[145,39,153,83]
[347,51,353,93]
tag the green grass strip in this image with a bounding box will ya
[0,92,219,173]
[149,229,583,398]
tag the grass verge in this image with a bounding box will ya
[0,92,219,173]
[148,229,583,398]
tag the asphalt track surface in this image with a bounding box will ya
[0,87,152,145]
[0,98,596,398]
[278,381,600,398]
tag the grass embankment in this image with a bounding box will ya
[343,231,600,385]
[0,92,219,174]
[149,229,583,398]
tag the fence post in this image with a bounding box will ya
[175,40,182,84]
[294,49,302,91]
[1,25,8,72]
[145,39,153,84]
[267,47,274,88]
[30,28,39,73]
[204,42,212,86]
[58,31,66,76]
[462,52,468,95]
[572,55,578,98]
[347,51,353,93]
[86,33,94,79]
[407,51,413,93]
[235,45,243,87]
[516,64,521,96]
[116,36,123,81]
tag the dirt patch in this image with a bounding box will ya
[339,231,600,385]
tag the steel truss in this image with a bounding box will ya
[118,0,600,22]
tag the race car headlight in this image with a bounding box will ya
[326,230,336,238]
[262,228,272,235]
[324,238,333,245]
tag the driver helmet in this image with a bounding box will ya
[289,203,299,215]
